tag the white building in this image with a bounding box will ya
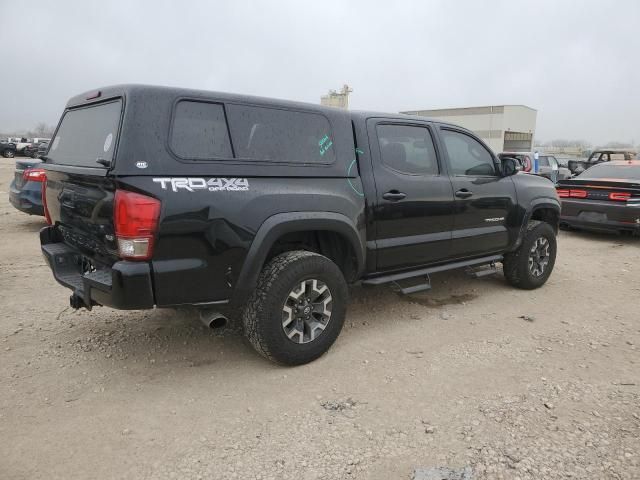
[320,85,353,109]
[400,105,537,154]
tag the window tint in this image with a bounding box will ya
[376,124,438,175]
[48,99,122,167]
[171,101,232,159]
[539,156,550,167]
[441,130,496,176]
[226,104,334,163]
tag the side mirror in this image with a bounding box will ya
[501,157,520,176]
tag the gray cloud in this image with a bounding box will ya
[1,0,639,145]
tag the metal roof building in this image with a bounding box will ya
[400,105,537,154]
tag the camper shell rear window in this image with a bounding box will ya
[48,99,123,168]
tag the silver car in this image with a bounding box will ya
[499,152,572,184]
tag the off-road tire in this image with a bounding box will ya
[503,220,557,290]
[242,250,348,365]
[3,149,14,158]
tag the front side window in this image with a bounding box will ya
[226,104,335,164]
[441,130,496,176]
[376,124,438,175]
[170,101,232,159]
[539,156,550,167]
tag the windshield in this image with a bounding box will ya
[48,99,122,167]
[580,163,640,180]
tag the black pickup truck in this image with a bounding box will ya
[40,85,560,365]
[568,150,636,175]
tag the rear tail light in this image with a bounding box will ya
[114,190,161,260]
[609,192,631,201]
[569,189,587,198]
[23,168,46,182]
[41,176,52,225]
[556,188,587,198]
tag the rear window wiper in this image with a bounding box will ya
[96,158,112,168]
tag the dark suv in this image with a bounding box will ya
[40,85,560,365]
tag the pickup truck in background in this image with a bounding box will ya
[39,85,560,365]
[7,137,32,154]
[568,150,637,175]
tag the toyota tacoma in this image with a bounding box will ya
[40,85,560,365]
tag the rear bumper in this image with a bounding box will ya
[560,199,640,234]
[40,227,155,310]
[9,182,44,216]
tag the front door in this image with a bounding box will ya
[368,119,456,272]
[438,127,517,258]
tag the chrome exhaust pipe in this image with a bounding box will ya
[199,310,228,329]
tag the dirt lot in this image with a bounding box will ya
[0,159,638,480]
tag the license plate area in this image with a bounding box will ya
[580,211,608,222]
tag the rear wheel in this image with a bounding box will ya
[503,220,557,289]
[242,250,348,365]
[3,149,14,158]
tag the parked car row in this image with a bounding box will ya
[23,140,50,158]
[1,137,51,157]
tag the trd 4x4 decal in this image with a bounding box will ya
[153,178,250,192]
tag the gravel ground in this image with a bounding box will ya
[0,159,638,479]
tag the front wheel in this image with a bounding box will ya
[3,149,14,158]
[242,250,348,365]
[503,220,557,289]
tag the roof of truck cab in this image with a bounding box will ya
[347,109,472,130]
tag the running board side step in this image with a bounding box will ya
[465,261,499,278]
[362,255,503,290]
[391,275,432,295]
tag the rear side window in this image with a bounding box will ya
[170,101,232,159]
[226,104,335,164]
[376,124,438,175]
[49,99,122,167]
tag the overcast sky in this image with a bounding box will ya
[1,0,638,145]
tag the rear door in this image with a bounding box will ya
[367,118,455,272]
[44,99,123,266]
[438,127,517,258]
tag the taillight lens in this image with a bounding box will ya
[23,168,46,182]
[114,190,161,260]
[556,188,588,199]
[42,177,52,225]
[609,192,631,201]
[569,189,587,198]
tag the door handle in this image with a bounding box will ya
[455,189,473,199]
[382,191,406,201]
